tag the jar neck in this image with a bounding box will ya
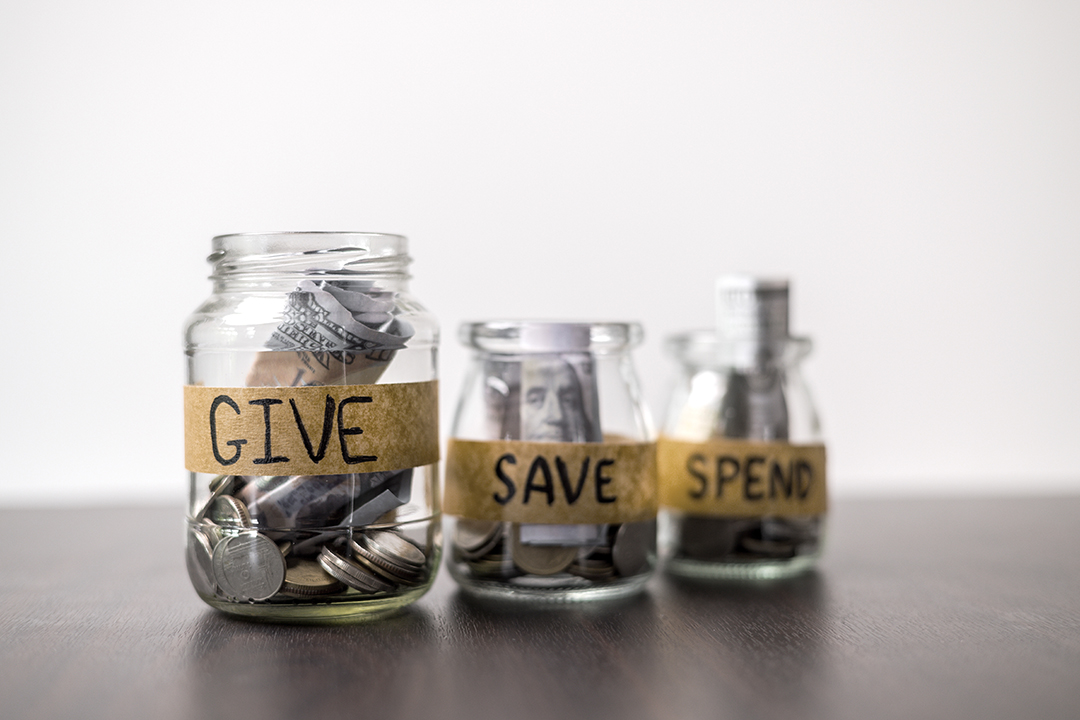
[666,330,811,372]
[209,232,412,292]
[460,321,643,356]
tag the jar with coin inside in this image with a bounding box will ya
[183,232,440,620]
[658,276,826,579]
[445,321,658,600]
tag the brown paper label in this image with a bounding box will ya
[444,438,658,524]
[184,381,439,475]
[657,437,827,517]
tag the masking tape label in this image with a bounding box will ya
[657,436,827,517]
[184,381,439,475]
[444,438,658,524]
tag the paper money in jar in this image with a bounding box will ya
[657,276,827,580]
[184,232,440,621]
[445,321,658,601]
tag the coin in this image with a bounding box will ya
[280,558,346,597]
[740,536,797,558]
[207,495,252,528]
[186,525,217,596]
[211,532,286,602]
[350,543,421,585]
[195,475,236,521]
[350,535,425,585]
[509,525,576,576]
[362,530,426,568]
[569,558,616,581]
[317,546,395,594]
[198,517,223,548]
[469,553,517,579]
[455,519,503,559]
[612,521,654,577]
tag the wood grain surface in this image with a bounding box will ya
[1,498,1078,720]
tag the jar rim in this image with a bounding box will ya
[460,321,643,354]
[208,232,410,279]
[212,231,407,256]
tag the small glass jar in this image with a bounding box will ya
[658,276,826,579]
[445,321,658,601]
[183,232,440,620]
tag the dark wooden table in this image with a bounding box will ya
[2,498,1078,720]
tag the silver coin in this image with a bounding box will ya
[195,475,236,521]
[199,517,223,548]
[207,495,252,528]
[211,533,286,602]
[317,547,395,594]
[350,537,425,585]
[186,525,217,596]
[455,519,503,559]
[468,554,517,579]
[509,525,576,576]
[350,542,422,585]
[569,560,616,582]
[362,530,427,569]
[280,558,346,597]
[612,521,655,577]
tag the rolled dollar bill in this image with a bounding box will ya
[247,279,414,387]
[515,353,606,547]
[519,355,601,444]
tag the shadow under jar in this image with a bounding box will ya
[444,321,658,602]
[183,232,440,621]
[658,276,827,580]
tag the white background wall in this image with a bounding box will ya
[1,1,1078,505]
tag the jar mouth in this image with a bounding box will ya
[208,232,410,279]
[460,321,643,354]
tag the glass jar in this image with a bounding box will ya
[444,321,658,601]
[183,232,440,620]
[658,276,826,579]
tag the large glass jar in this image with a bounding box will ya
[444,321,658,601]
[183,232,440,620]
[658,276,826,579]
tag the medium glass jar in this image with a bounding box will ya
[445,321,658,601]
[658,276,826,579]
[183,232,440,620]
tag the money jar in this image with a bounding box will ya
[658,276,826,579]
[183,232,440,620]
[445,321,658,601]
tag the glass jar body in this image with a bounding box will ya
[183,233,440,621]
[659,331,826,579]
[445,322,657,601]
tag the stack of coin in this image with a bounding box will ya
[189,474,431,604]
[318,546,396,594]
[351,530,428,587]
[316,530,429,595]
[454,519,503,561]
